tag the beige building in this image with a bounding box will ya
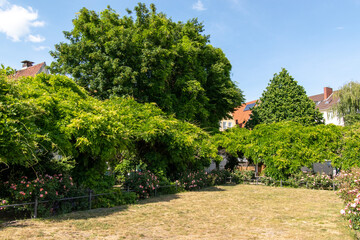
[309,87,344,126]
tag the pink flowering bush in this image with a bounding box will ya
[335,169,360,203]
[340,195,360,230]
[178,170,209,191]
[261,172,334,190]
[0,173,85,216]
[124,170,160,199]
[335,168,360,231]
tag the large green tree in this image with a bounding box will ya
[245,68,324,128]
[0,70,219,187]
[331,81,360,125]
[50,3,244,131]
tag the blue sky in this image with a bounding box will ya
[1,0,360,101]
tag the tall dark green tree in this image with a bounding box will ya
[246,68,323,128]
[50,3,244,131]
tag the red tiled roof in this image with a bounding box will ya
[232,88,339,127]
[232,100,258,128]
[12,62,46,79]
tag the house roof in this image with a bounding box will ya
[12,62,46,79]
[232,88,339,128]
[232,100,258,127]
[308,91,339,111]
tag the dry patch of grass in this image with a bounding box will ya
[0,185,353,239]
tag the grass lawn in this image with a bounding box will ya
[0,184,353,239]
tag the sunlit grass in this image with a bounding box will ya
[0,184,353,239]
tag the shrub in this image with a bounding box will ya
[232,169,255,184]
[259,172,334,190]
[178,171,209,191]
[209,170,231,185]
[93,189,137,208]
[0,173,87,216]
[124,170,160,199]
[335,169,360,204]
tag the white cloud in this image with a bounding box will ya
[31,21,45,27]
[27,34,45,43]
[192,0,206,11]
[336,26,344,30]
[0,0,8,7]
[33,45,50,51]
[0,1,45,42]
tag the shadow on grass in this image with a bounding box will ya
[42,192,182,222]
[199,186,227,192]
[0,220,31,229]
[0,185,228,225]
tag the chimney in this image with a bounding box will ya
[324,87,333,100]
[21,60,34,69]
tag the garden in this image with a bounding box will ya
[2,3,360,238]
[2,65,360,236]
[0,184,353,239]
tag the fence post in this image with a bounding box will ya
[175,182,178,192]
[229,176,232,183]
[280,180,282,187]
[88,190,92,210]
[333,182,335,191]
[256,178,258,185]
[154,187,157,197]
[33,196,38,219]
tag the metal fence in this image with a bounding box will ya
[1,179,336,219]
[1,183,180,219]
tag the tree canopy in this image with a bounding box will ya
[245,68,324,128]
[331,81,360,125]
[0,70,220,187]
[50,3,244,131]
[214,122,343,179]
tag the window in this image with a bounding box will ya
[244,103,256,111]
[223,121,227,130]
[228,122,232,128]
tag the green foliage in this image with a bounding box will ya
[0,71,218,187]
[178,170,209,191]
[209,169,231,185]
[49,3,244,131]
[246,68,324,128]
[247,122,341,179]
[331,81,360,126]
[214,122,342,180]
[336,123,360,170]
[124,170,160,199]
[336,168,360,230]
[261,172,334,190]
[93,189,137,208]
[0,173,87,217]
[231,169,254,184]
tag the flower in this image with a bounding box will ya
[40,194,44,198]
[340,209,346,215]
